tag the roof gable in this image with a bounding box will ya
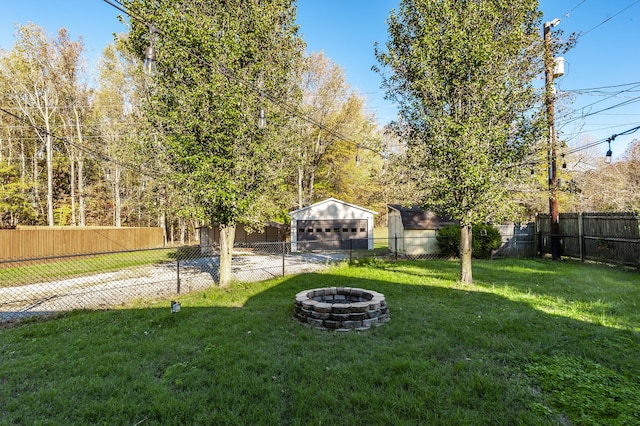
[388,204,457,230]
[289,197,378,216]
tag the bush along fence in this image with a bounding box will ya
[537,212,640,267]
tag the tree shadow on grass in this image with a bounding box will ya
[1,269,639,425]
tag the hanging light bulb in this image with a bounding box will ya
[561,154,566,169]
[143,46,157,75]
[257,108,267,128]
[604,140,612,164]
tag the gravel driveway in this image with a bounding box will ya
[0,252,348,322]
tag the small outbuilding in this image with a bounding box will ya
[387,204,457,256]
[289,198,377,251]
[199,222,288,254]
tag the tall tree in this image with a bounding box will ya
[1,24,87,227]
[123,0,303,286]
[295,51,379,208]
[376,0,543,283]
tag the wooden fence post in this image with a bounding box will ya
[578,212,584,262]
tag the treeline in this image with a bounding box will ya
[0,23,398,241]
[2,22,636,241]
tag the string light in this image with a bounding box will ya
[604,138,613,164]
[100,0,382,157]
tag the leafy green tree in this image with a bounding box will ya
[0,160,35,226]
[123,0,303,286]
[376,0,543,283]
[294,51,380,208]
[436,224,502,259]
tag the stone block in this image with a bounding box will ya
[311,311,331,320]
[350,302,369,313]
[331,303,350,313]
[362,317,379,327]
[307,318,324,328]
[315,302,333,313]
[350,312,366,321]
[324,320,341,329]
[329,313,350,321]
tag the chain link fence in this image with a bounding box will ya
[0,242,352,323]
[5,226,632,324]
[0,233,498,323]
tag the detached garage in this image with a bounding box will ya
[289,198,377,251]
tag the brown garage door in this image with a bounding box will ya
[297,219,368,250]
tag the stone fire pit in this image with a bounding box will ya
[293,287,390,331]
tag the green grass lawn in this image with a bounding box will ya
[0,248,177,288]
[1,258,638,425]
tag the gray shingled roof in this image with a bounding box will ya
[388,204,457,230]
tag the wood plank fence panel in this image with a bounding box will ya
[0,227,164,260]
[536,212,639,266]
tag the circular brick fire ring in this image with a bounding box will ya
[293,287,390,331]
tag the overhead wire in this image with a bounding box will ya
[574,0,640,40]
[100,0,385,157]
[560,124,640,157]
[556,82,640,123]
[0,105,164,178]
[562,0,588,19]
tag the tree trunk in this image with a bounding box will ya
[297,164,304,209]
[69,148,76,226]
[460,224,473,284]
[219,223,236,287]
[114,165,122,227]
[74,107,86,226]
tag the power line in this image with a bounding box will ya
[556,82,640,122]
[562,0,588,19]
[0,105,164,178]
[100,0,383,157]
[561,124,640,157]
[558,96,640,128]
[562,81,640,93]
[574,0,640,40]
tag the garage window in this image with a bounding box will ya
[299,228,305,233]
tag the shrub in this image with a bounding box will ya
[436,224,503,259]
[436,225,461,258]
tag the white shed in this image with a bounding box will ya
[289,198,377,251]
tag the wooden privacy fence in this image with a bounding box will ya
[0,227,165,260]
[493,222,537,258]
[537,212,640,266]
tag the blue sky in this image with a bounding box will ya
[1,0,639,159]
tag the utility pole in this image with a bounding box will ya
[543,18,561,260]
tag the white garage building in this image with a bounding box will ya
[289,198,377,251]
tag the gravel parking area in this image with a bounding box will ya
[0,252,347,322]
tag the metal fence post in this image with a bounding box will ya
[282,241,286,277]
[394,234,398,260]
[349,239,353,264]
[176,254,181,294]
[578,212,585,262]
